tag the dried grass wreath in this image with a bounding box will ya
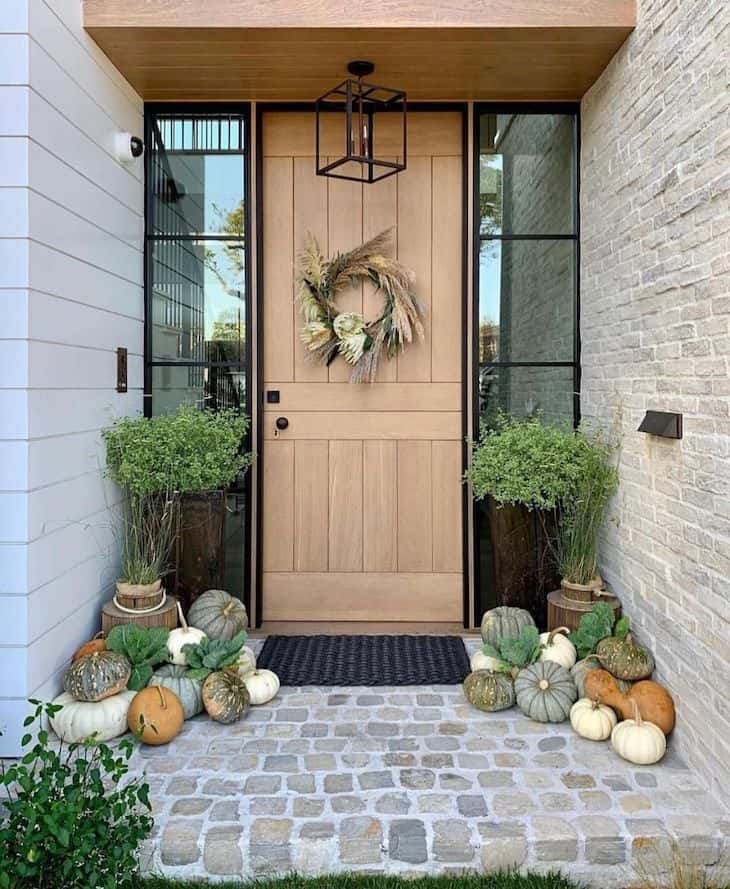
[297,228,424,383]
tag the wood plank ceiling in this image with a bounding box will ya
[83,1,635,101]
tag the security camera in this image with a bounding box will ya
[114,132,144,163]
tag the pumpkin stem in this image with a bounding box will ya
[155,685,168,709]
[547,626,571,646]
[176,600,189,630]
[222,601,234,617]
[538,679,550,690]
[630,698,641,726]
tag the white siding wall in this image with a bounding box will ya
[581,0,729,795]
[0,0,144,754]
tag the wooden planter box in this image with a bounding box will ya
[172,490,227,610]
[478,497,559,629]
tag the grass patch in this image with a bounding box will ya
[135,874,585,889]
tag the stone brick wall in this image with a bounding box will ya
[581,0,729,796]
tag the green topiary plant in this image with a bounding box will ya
[102,405,251,497]
[467,413,618,586]
[0,699,153,889]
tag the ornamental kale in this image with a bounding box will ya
[568,602,628,658]
[482,625,543,677]
[106,624,170,690]
[182,632,247,680]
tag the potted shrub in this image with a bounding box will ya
[103,406,251,607]
[466,415,618,625]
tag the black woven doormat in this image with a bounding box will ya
[256,635,471,686]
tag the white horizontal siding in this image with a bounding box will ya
[0,0,144,756]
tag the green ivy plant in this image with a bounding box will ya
[106,624,170,690]
[0,700,153,889]
[481,625,543,679]
[102,405,251,497]
[182,632,247,680]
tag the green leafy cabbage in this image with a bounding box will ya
[106,624,170,690]
[182,632,247,680]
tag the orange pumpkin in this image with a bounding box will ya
[127,686,184,745]
[584,669,675,735]
[72,633,106,662]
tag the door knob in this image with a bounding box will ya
[275,417,289,431]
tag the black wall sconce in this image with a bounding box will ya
[638,410,682,439]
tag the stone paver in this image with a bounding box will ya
[126,637,727,888]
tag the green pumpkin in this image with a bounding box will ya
[463,670,515,712]
[149,664,203,720]
[187,590,248,642]
[480,606,535,647]
[571,656,632,698]
[514,661,577,723]
[202,670,250,724]
[63,651,131,703]
[595,633,654,681]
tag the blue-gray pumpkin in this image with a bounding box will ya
[149,664,203,720]
[480,606,535,647]
[514,661,577,723]
[187,590,248,642]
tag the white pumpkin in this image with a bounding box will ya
[236,645,257,677]
[167,601,206,666]
[611,701,666,765]
[242,669,280,705]
[539,626,577,670]
[49,690,136,743]
[470,649,505,673]
[570,697,617,741]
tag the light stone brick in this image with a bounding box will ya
[581,0,730,799]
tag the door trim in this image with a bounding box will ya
[254,101,470,628]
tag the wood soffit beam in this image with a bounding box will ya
[82,2,636,101]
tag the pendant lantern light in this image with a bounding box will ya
[315,61,407,183]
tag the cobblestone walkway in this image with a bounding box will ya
[132,639,728,887]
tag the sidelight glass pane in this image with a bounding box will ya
[149,114,245,238]
[479,239,574,363]
[150,239,245,363]
[150,364,246,415]
[477,365,575,428]
[479,113,575,236]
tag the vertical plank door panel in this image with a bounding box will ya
[262,439,294,571]
[397,439,433,572]
[263,156,294,382]
[329,440,364,571]
[294,440,329,571]
[363,439,398,571]
[432,440,463,572]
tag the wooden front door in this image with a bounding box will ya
[261,110,463,623]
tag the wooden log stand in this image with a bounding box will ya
[547,580,621,633]
[102,593,179,634]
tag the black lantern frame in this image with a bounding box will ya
[316,62,407,183]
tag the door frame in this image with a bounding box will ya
[253,101,471,628]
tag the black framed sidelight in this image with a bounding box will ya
[144,104,253,611]
[472,104,580,625]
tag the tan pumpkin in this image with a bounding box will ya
[611,700,666,765]
[584,669,675,735]
[63,651,131,702]
[203,670,250,724]
[127,685,184,745]
[71,632,106,663]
